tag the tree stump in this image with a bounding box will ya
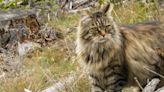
[0,9,40,50]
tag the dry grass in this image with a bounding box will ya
[113,1,161,24]
[0,1,163,92]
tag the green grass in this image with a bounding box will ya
[49,13,80,30]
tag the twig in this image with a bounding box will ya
[134,77,144,90]
[68,7,90,13]
[61,0,68,9]
[144,67,164,79]
[73,0,91,9]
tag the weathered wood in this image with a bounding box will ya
[58,0,97,10]
[143,78,164,92]
[0,9,40,35]
[0,9,40,49]
[155,87,164,92]
[143,78,160,92]
[35,24,63,46]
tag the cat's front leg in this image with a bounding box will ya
[90,74,123,92]
[91,85,103,92]
[90,74,104,92]
[91,84,122,92]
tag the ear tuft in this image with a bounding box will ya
[102,3,110,14]
[102,2,114,15]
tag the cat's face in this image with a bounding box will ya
[79,11,115,44]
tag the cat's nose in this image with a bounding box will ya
[100,31,106,37]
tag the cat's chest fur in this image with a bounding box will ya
[77,38,126,78]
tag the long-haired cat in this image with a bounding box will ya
[76,3,164,92]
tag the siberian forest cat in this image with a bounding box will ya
[76,3,164,92]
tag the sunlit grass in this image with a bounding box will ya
[113,1,160,24]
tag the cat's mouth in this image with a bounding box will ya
[98,38,107,43]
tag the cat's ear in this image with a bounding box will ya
[102,2,114,16]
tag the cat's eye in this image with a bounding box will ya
[90,27,97,30]
[89,30,98,34]
[105,25,113,33]
[106,25,112,29]
[89,28,98,35]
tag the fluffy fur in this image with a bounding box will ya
[76,4,164,92]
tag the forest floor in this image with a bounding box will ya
[0,1,163,92]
